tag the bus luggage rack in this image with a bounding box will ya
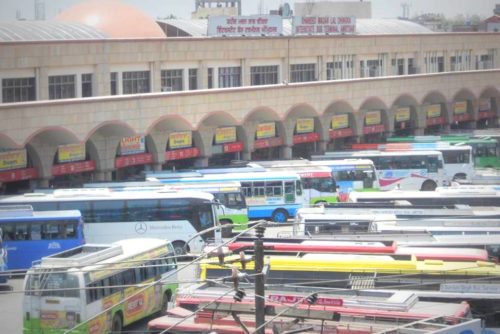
[349,273,377,290]
[37,244,123,268]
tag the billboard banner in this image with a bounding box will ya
[426,104,441,118]
[479,98,491,112]
[331,114,349,129]
[120,135,145,156]
[58,143,85,163]
[295,118,314,134]
[215,127,237,144]
[0,149,27,171]
[208,15,282,37]
[365,110,381,125]
[453,101,467,115]
[395,107,411,122]
[256,122,276,139]
[169,131,192,150]
[292,16,356,35]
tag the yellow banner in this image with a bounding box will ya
[215,127,237,144]
[331,114,349,129]
[296,118,314,134]
[169,131,192,149]
[426,104,441,118]
[256,122,276,139]
[0,149,27,171]
[453,101,467,115]
[365,110,381,125]
[395,107,410,122]
[58,143,85,163]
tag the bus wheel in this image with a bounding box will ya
[421,181,437,191]
[172,241,187,256]
[271,209,288,223]
[220,219,233,238]
[111,313,123,333]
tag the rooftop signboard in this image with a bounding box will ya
[208,15,282,37]
[292,16,356,35]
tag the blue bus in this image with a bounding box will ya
[147,169,303,222]
[0,205,84,271]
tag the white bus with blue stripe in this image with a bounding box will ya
[148,169,303,222]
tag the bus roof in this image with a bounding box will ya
[155,170,301,183]
[349,186,500,201]
[320,150,443,157]
[34,238,169,270]
[0,188,215,203]
[0,204,81,221]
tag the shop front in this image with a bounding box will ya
[209,126,244,166]
[328,114,355,150]
[450,100,473,130]
[362,110,385,143]
[164,131,200,170]
[51,143,96,188]
[393,107,413,136]
[252,122,283,160]
[114,135,153,180]
[477,98,497,129]
[424,104,446,135]
[0,149,38,194]
[292,118,320,159]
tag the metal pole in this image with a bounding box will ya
[254,222,266,334]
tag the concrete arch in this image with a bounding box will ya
[421,90,450,126]
[389,94,421,132]
[452,88,477,122]
[198,111,244,159]
[453,88,476,101]
[322,100,358,142]
[243,106,288,150]
[358,97,390,138]
[0,133,22,149]
[478,86,500,122]
[87,122,137,172]
[25,126,81,180]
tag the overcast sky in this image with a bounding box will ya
[1,0,497,21]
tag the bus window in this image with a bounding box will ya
[92,200,125,223]
[296,180,303,196]
[253,182,265,197]
[241,182,252,198]
[265,181,282,197]
[126,199,159,221]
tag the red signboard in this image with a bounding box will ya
[297,171,332,178]
[268,294,343,307]
[293,132,320,145]
[452,113,471,123]
[52,160,96,176]
[115,153,153,169]
[0,167,37,183]
[363,124,385,135]
[329,128,354,139]
[254,137,283,150]
[478,111,496,120]
[165,147,200,161]
[223,141,244,153]
[426,116,445,126]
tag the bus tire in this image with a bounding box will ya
[111,313,123,333]
[271,209,288,223]
[172,241,187,256]
[220,219,233,238]
[421,181,437,191]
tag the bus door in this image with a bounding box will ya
[284,181,295,203]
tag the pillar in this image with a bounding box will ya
[194,157,209,168]
[281,146,292,159]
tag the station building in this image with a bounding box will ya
[0,0,499,192]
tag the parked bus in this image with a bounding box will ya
[387,135,500,169]
[148,170,303,223]
[23,238,178,334]
[0,205,84,271]
[312,150,446,191]
[247,162,337,204]
[351,142,474,182]
[84,181,249,237]
[0,189,220,255]
[0,225,7,284]
[251,159,379,202]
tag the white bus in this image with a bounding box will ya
[23,238,178,334]
[313,150,446,191]
[352,142,475,183]
[0,188,220,254]
[84,181,249,237]
[148,169,303,223]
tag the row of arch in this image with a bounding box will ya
[1,88,499,191]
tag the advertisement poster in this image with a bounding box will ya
[453,101,467,115]
[120,135,145,156]
[395,107,410,122]
[365,110,381,125]
[0,149,27,171]
[295,118,314,134]
[208,15,282,37]
[215,127,237,144]
[331,114,349,129]
[426,104,441,118]
[58,143,85,163]
[256,122,276,139]
[169,131,192,149]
